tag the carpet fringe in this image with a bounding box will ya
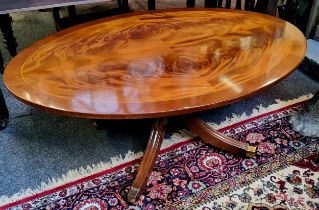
[0,151,143,207]
[0,93,313,207]
[208,94,313,130]
[0,134,192,207]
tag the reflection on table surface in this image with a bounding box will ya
[3,9,306,118]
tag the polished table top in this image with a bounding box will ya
[3,9,306,119]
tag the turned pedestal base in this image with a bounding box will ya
[127,115,256,203]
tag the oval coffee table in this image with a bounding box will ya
[3,8,306,203]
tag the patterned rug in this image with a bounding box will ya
[2,100,319,209]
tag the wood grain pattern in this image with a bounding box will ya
[3,9,306,119]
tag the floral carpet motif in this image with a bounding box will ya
[198,155,319,210]
[3,103,319,210]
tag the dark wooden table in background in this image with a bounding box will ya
[0,0,121,14]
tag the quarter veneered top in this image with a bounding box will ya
[4,9,306,119]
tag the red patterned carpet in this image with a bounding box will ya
[2,100,319,209]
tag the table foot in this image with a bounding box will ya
[0,119,8,130]
[182,115,256,158]
[127,118,167,203]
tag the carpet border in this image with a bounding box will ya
[0,94,312,209]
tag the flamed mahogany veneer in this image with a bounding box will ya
[3,9,306,203]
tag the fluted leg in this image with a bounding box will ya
[127,118,167,203]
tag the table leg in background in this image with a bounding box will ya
[0,50,4,74]
[53,7,76,31]
[305,0,319,38]
[148,0,155,10]
[0,85,9,130]
[0,14,13,130]
[121,0,129,13]
[0,50,9,129]
[187,0,195,8]
[0,14,17,57]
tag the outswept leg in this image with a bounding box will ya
[127,118,167,203]
[181,115,256,158]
